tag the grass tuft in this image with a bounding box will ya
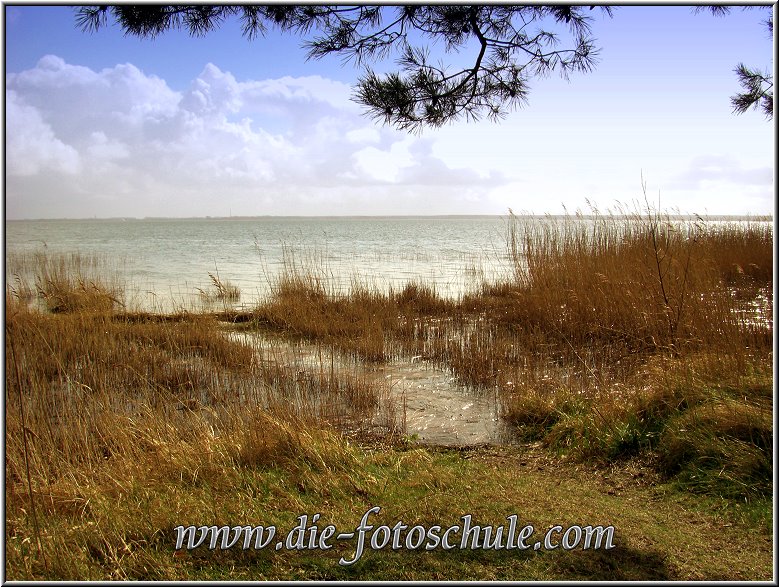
[197,270,241,302]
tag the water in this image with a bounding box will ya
[5,216,513,311]
[229,330,511,446]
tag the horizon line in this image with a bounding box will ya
[5,213,774,222]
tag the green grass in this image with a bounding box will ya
[6,441,772,580]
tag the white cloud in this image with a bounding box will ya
[86,131,129,161]
[6,56,504,218]
[353,140,415,182]
[5,89,81,176]
[345,127,380,144]
[670,155,773,189]
[351,137,507,187]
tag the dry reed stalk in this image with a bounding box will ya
[197,268,241,302]
[379,207,772,484]
[7,249,126,313]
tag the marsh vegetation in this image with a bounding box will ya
[5,209,773,580]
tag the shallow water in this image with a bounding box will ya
[7,216,768,312]
[377,360,510,445]
[227,329,511,446]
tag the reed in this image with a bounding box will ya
[6,249,125,313]
[450,207,770,495]
[253,255,445,362]
[197,270,241,302]
[6,213,773,476]
[4,285,392,516]
[5,277,402,574]
[252,207,766,496]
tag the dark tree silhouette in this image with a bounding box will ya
[76,5,772,127]
[75,5,613,132]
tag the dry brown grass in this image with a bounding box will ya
[5,288,384,579]
[501,210,765,351]
[4,290,391,498]
[7,250,125,313]
[197,270,241,303]
[3,210,773,580]
[251,261,455,363]
[445,209,770,494]
[6,211,772,486]
[237,210,771,493]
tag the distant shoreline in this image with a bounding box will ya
[5,214,773,222]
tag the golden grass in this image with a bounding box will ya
[197,270,241,303]
[4,209,773,579]
[4,296,390,493]
[251,259,455,362]
[7,250,125,313]
[5,434,772,580]
[502,209,769,351]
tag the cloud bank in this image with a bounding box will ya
[6,56,506,218]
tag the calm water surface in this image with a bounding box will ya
[5,216,514,311]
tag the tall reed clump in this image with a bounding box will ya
[252,247,454,363]
[254,264,390,362]
[391,204,772,498]
[6,249,125,313]
[496,206,772,496]
[503,207,739,352]
[197,270,241,303]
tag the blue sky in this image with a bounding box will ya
[4,4,775,218]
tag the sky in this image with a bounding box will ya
[3,4,775,218]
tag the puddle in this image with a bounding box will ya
[374,360,509,446]
[226,329,512,446]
